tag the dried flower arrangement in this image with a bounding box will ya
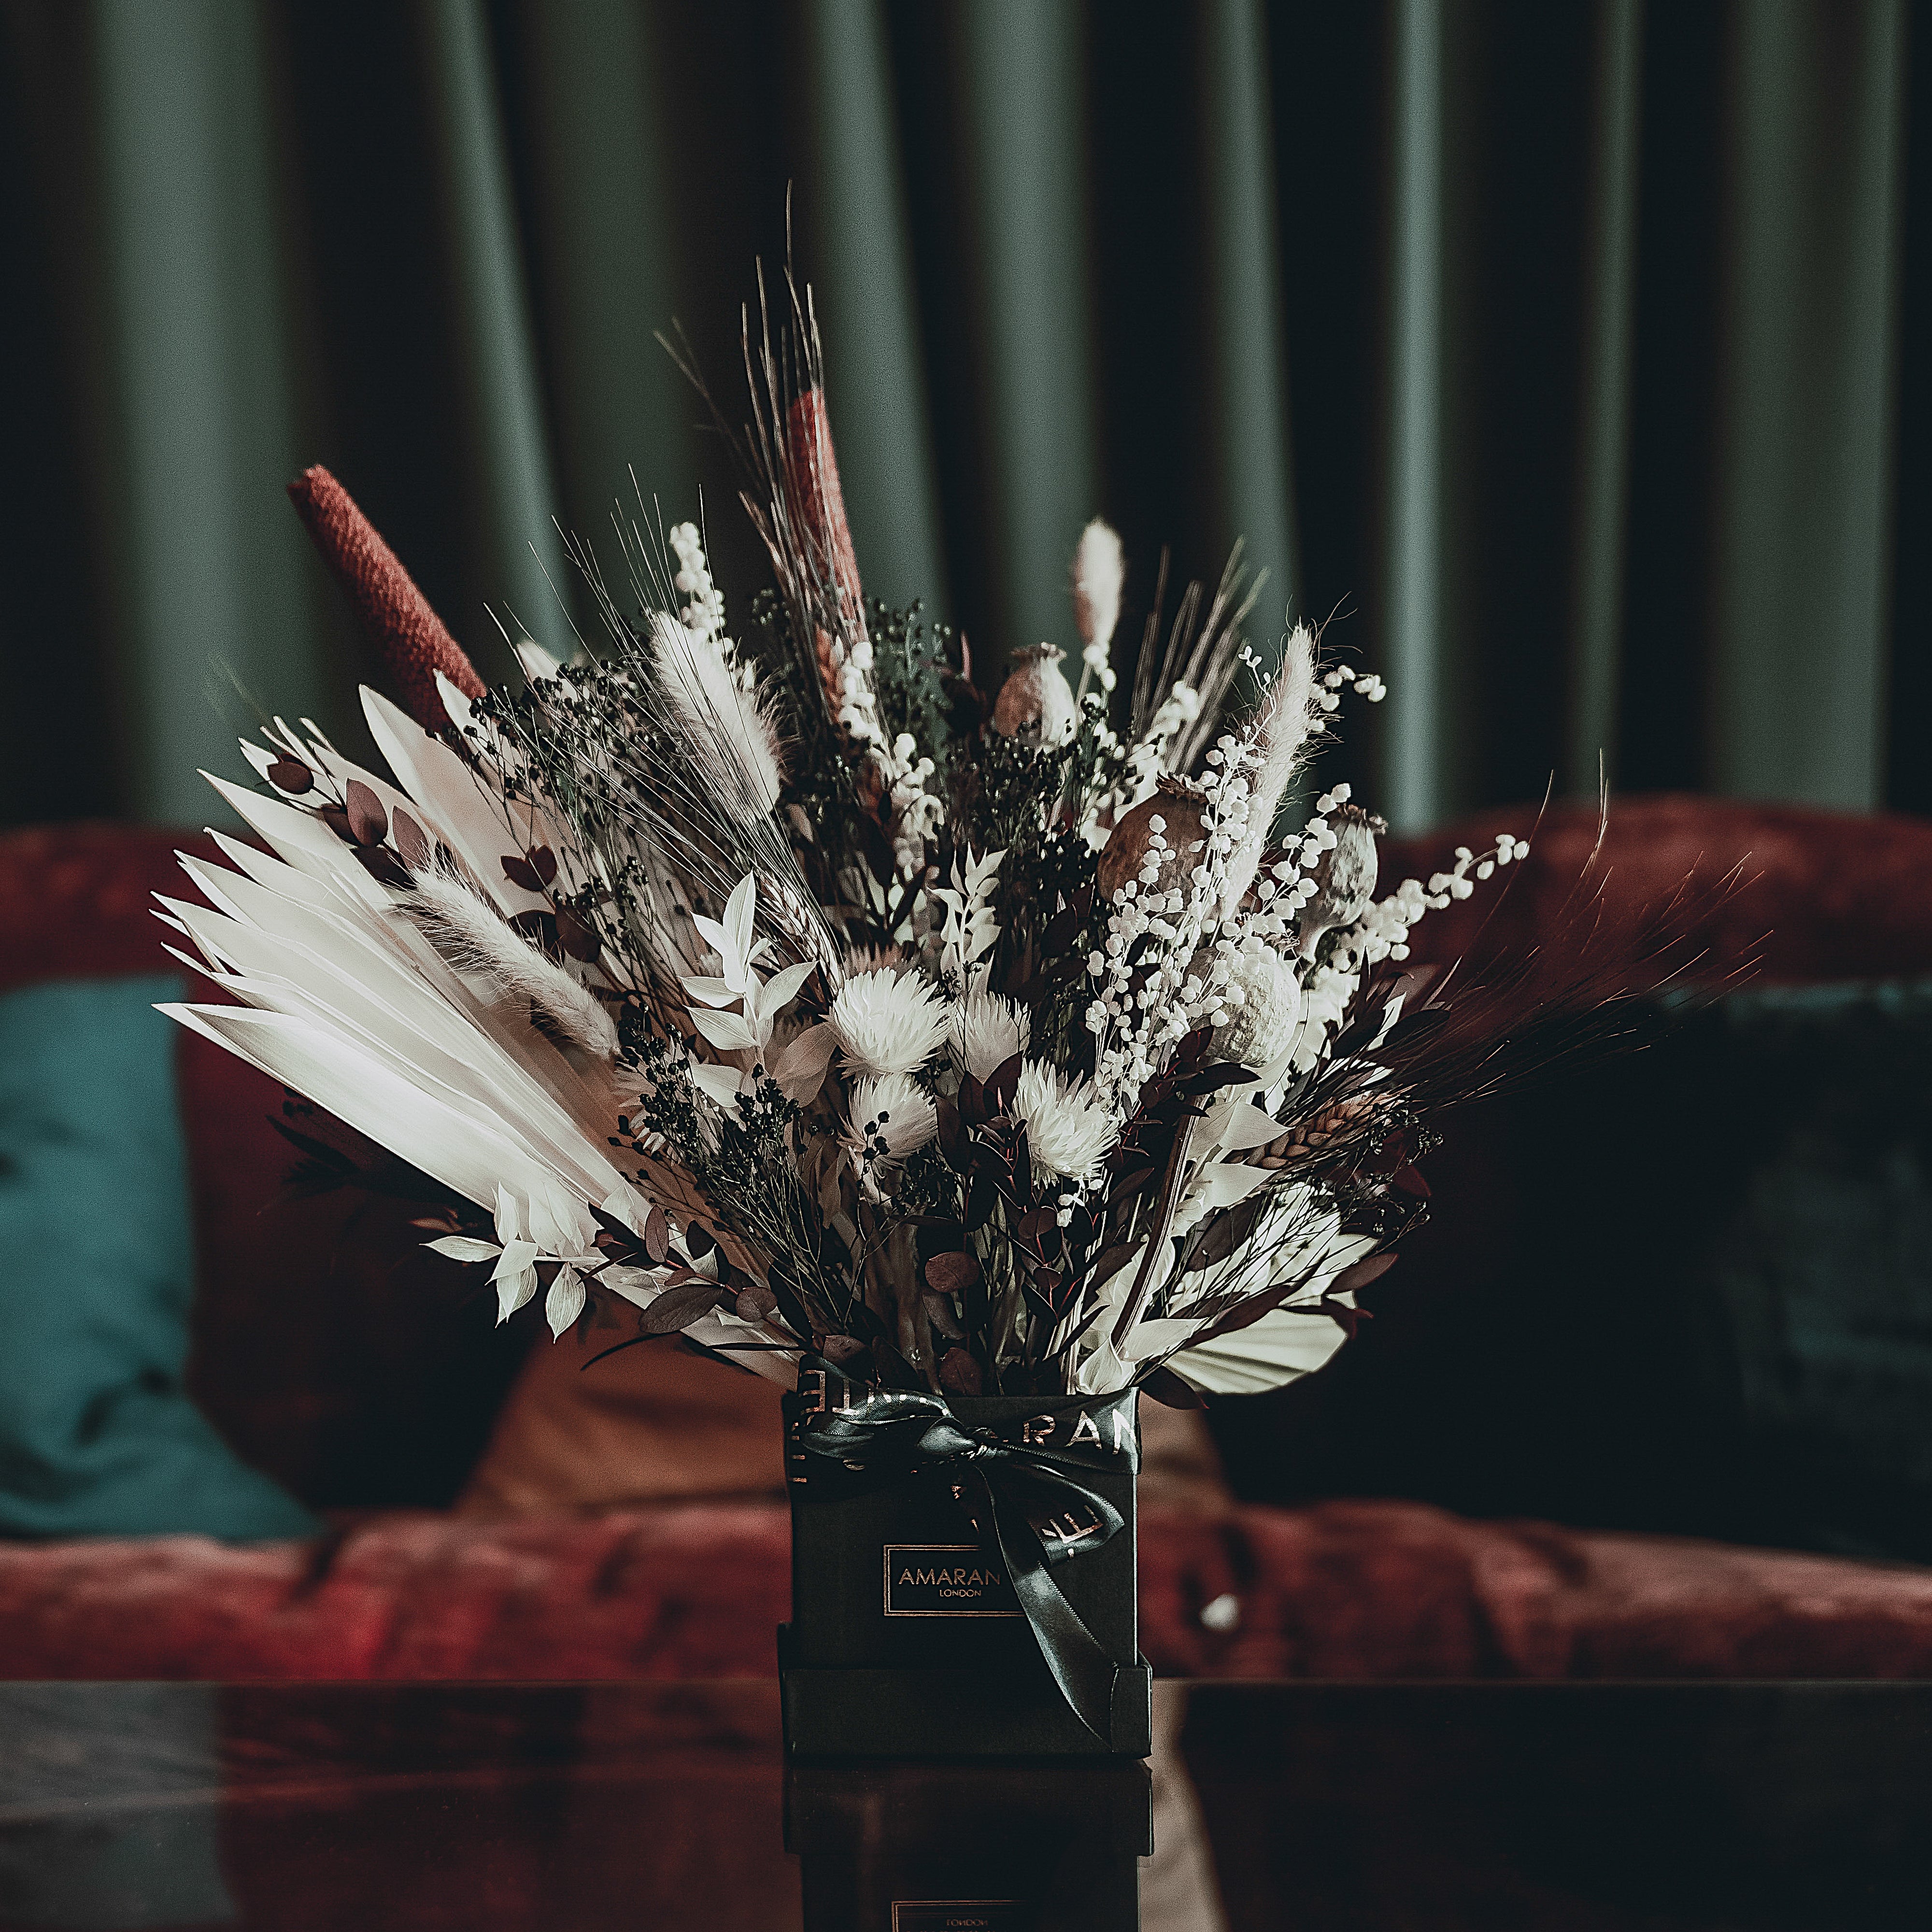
[157,275,1529,1420]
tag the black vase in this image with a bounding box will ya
[779,1373,1154,1759]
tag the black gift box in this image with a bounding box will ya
[785,1758,1152,1932]
[779,1371,1154,1759]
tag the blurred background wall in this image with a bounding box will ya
[0,0,1923,834]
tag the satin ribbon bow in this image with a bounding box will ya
[793,1379,1139,1744]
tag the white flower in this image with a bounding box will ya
[847,1072,938,1163]
[1013,1060,1119,1182]
[829,968,952,1076]
[950,990,1031,1082]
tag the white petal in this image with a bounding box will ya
[679,975,740,1009]
[724,874,757,978]
[495,1264,539,1324]
[688,1008,759,1053]
[426,1236,501,1263]
[1210,1103,1289,1154]
[759,960,815,1013]
[689,1061,746,1108]
[545,1264,587,1338]
[491,1237,540,1280]
[360,688,550,918]
[495,1184,524,1244]
[1167,1307,1347,1395]
[1198,1163,1276,1211]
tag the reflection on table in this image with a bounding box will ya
[1,1678,1927,1929]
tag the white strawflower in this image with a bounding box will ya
[847,1072,938,1163]
[829,968,952,1077]
[950,989,1031,1082]
[1013,1060,1119,1182]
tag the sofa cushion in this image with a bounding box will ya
[0,975,314,1541]
[0,1502,1925,1681]
[0,825,534,1511]
[455,1334,789,1518]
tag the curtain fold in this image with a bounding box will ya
[89,0,323,824]
[1706,0,1906,809]
[0,0,1921,831]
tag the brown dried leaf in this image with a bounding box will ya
[637,1280,723,1335]
[923,1250,981,1297]
[938,1348,984,1396]
[344,780,387,847]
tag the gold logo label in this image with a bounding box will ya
[883,1544,1022,1618]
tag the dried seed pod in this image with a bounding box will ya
[1297,805,1386,959]
[1270,1092,1383,1163]
[1097,775,1210,903]
[992,643,1077,746]
[1209,946,1303,1069]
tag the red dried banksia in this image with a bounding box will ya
[285,465,486,730]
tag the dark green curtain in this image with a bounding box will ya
[0,0,1921,834]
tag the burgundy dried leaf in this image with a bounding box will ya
[508,909,559,953]
[1016,1206,1055,1247]
[1391,1166,1431,1198]
[354,844,412,889]
[964,1172,998,1233]
[502,853,548,893]
[923,1250,980,1297]
[1082,1243,1138,1294]
[526,844,558,886]
[554,906,600,963]
[922,1291,966,1340]
[821,1334,869,1367]
[682,1222,717,1260]
[391,808,430,873]
[1328,1252,1398,1300]
[1177,1061,1259,1096]
[938,1348,984,1396]
[643,1208,670,1265]
[1140,1366,1207,1409]
[1040,905,1085,956]
[984,1053,1022,1114]
[267,758,313,796]
[344,780,387,847]
[934,1097,966,1169]
[636,1280,723,1335]
[736,1286,778,1323]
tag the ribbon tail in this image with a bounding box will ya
[963,1466,1122,1746]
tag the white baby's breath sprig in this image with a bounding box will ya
[668,520,728,647]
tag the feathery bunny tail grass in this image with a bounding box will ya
[403,870,618,1062]
[1072,519,1124,652]
[1221,620,1321,912]
[649,611,786,824]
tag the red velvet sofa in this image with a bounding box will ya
[3,798,1931,1681]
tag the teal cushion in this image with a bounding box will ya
[0,976,316,1540]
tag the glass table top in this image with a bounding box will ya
[0,1679,1925,1930]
